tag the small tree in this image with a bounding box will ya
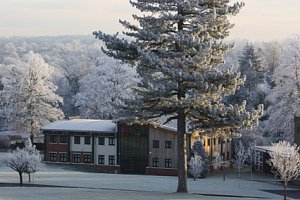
[3,144,42,186]
[188,155,204,181]
[192,141,208,177]
[212,152,227,181]
[24,138,42,182]
[247,141,257,180]
[233,140,247,184]
[268,141,300,200]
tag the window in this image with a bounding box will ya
[227,138,230,143]
[84,136,91,145]
[165,159,172,168]
[84,155,91,163]
[109,138,115,146]
[98,137,105,145]
[49,153,57,162]
[60,153,68,162]
[227,152,230,160]
[213,138,216,145]
[207,139,210,146]
[74,136,81,144]
[165,141,172,149]
[73,154,81,163]
[203,140,206,147]
[153,140,159,148]
[49,135,57,143]
[109,155,115,165]
[60,136,67,144]
[152,158,159,167]
[218,137,221,144]
[98,155,105,164]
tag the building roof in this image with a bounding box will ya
[41,119,116,133]
[255,146,273,152]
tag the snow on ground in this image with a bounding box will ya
[0,152,298,200]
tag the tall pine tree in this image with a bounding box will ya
[94,0,262,192]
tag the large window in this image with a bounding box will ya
[60,136,67,144]
[109,138,115,146]
[98,155,105,164]
[49,135,57,143]
[207,139,210,146]
[109,155,115,165]
[165,141,172,149]
[213,138,216,145]
[74,136,81,144]
[60,153,68,162]
[98,137,105,145]
[152,157,159,167]
[84,155,92,163]
[153,140,159,148]
[50,153,57,162]
[165,159,172,168]
[84,136,91,145]
[73,154,81,163]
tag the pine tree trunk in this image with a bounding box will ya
[18,172,23,187]
[176,110,188,193]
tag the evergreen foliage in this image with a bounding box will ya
[94,0,262,192]
[191,140,208,177]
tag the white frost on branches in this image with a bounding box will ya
[265,36,300,140]
[0,51,64,137]
[2,139,42,186]
[75,56,139,119]
[188,154,204,181]
[268,141,300,200]
[233,140,247,178]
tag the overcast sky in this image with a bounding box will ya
[0,0,299,41]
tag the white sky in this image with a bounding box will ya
[0,0,299,41]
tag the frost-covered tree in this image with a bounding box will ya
[51,40,91,116]
[188,154,204,181]
[212,152,227,181]
[24,138,42,182]
[261,41,283,89]
[191,140,208,177]
[268,141,300,200]
[94,0,263,192]
[3,146,42,186]
[228,43,266,110]
[0,52,64,140]
[265,36,300,141]
[233,140,247,179]
[246,141,257,180]
[75,56,138,119]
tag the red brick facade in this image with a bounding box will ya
[145,167,178,176]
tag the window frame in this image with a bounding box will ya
[98,155,105,165]
[108,138,115,146]
[152,157,159,167]
[73,154,81,163]
[83,154,92,163]
[49,152,57,162]
[60,153,68,162]
[108,155,115,165]
[49,135,57,144]
[153,140,159,148]
[165,159,172,168]
[98,137,105,145]
[60,135,68,144]
[84,136,91,145]
[74,136,81,144]
[165,141,172,149]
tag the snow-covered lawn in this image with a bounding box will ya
[0,152,297,200]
